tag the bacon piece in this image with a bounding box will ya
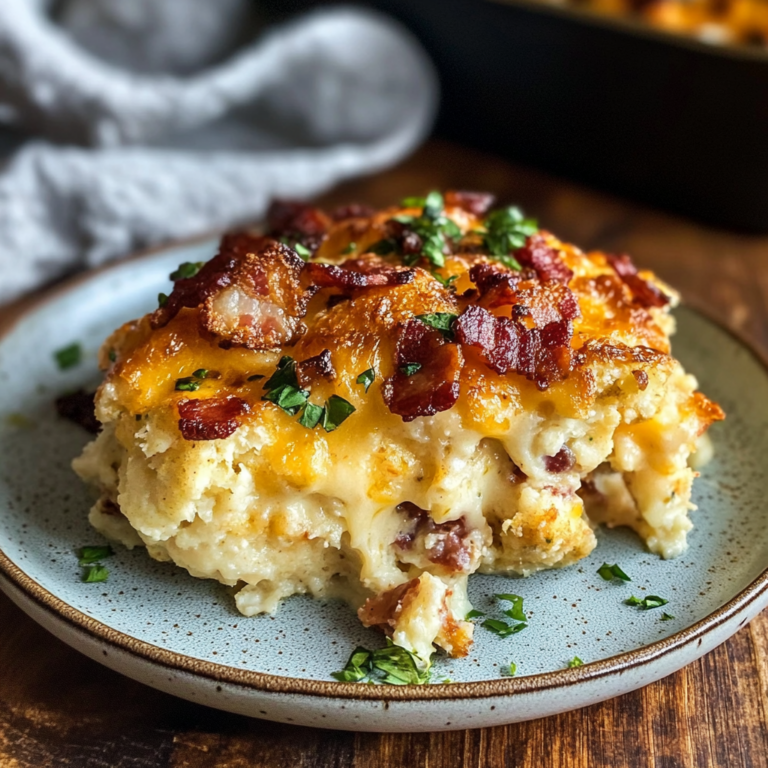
[469,263,523,308]
[382,319,463,421]
[296,349,336,388]
[358,579,420,633]
[151,235,315,351]
[632,369,649,390]
[455,306,574,389]
[445,190,496,216]
[330,203,375,221]
[395,502,473,572]
[544,445,576,473]
[55,389,99,434]
[516,234,574,284]
[177,395,250,441]
[606,254,670,309]
[266,200,331,255]
[303,261,415,290]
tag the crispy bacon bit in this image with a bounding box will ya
[358,579,420,633]
[395,502,473,572]
[177,395,250,441]
[632,369,650,390]
[544,445,576,473]
[384,218,424,258]
[455,306,574,389]
[469,263,523,307]
[382,320,463,421]
[606,254,670,309]
[265,200,331,255]
[330,203,375,221]
[55,389,99,434]
[151,235,315,351]
[296,349,336,388]
[516,235,574,284]
[445,190,496,216]
[303,261,415,290]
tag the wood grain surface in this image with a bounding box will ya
[1,140,767,767]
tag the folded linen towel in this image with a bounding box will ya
[0,0,437,303]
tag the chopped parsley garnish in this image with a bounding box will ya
[170,261,205,281]
[321,395,355,432]
[481,206,538,270]
[495,593,527,622]
[192,369,209,380]
[77,545,113,566]
[369,239,396,255]
[401,195,426,208]
[158,292,169,307]
[416,312,458,339]
[625,595,669,610]
[298,402,324,429]
[400,363,422,377]
[342,242,356,255]
[567,656,584,668]
[82,564,109,583]
[433,273,459,290]
[661,612,675,621]
[247,374,265,381]
[597,562,631,582]
[331,640,430,685]
[507,661,517,677]
[54,343,82,370]
[175,377,202,392]
[481,618,528,637]
[108,348,117,363]
[294,243,312,261]
[465,609,485,620]
[390,191,462,269]
[356,368,375,393]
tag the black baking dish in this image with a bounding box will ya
[358,0,768,232]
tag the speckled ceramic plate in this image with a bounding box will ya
[0,239,767,733]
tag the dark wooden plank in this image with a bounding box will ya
[2,139,768,767]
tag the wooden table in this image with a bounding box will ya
[1,140,767,767]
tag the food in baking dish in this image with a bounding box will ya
[73,191,723,665]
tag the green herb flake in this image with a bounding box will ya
[299,402,324,429]
[158,292,169,307]
[263,384,310,415]
[342,242,357,255]
[108,348,117,363]
[567,656,584,668]
[294,243,312,261]
[170,261,205,281]
[482,206,538,269]
[54,343,82,370]
[82,564,109,583]
[597,562,632,582]
[400,362,422,377]
[465,609,486,620]
[422,191,444,221]
[661,612,675,621]
[175,377,201,392]
[415,312,458,339]
[192,369,209,380]
[433,273,459,290]
[321,395,355,433]
[481,618,528,638]
[495,593,527,622]
[78,545,114,566]
[401,195,427,208]
[331,640,430,685]
[507,661,517,677]
[356,368,375,393]
[625,595,669,610]
[368,239,396,256]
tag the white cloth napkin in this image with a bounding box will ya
[0,0,438,303]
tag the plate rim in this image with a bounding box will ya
[0,240,766,703]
